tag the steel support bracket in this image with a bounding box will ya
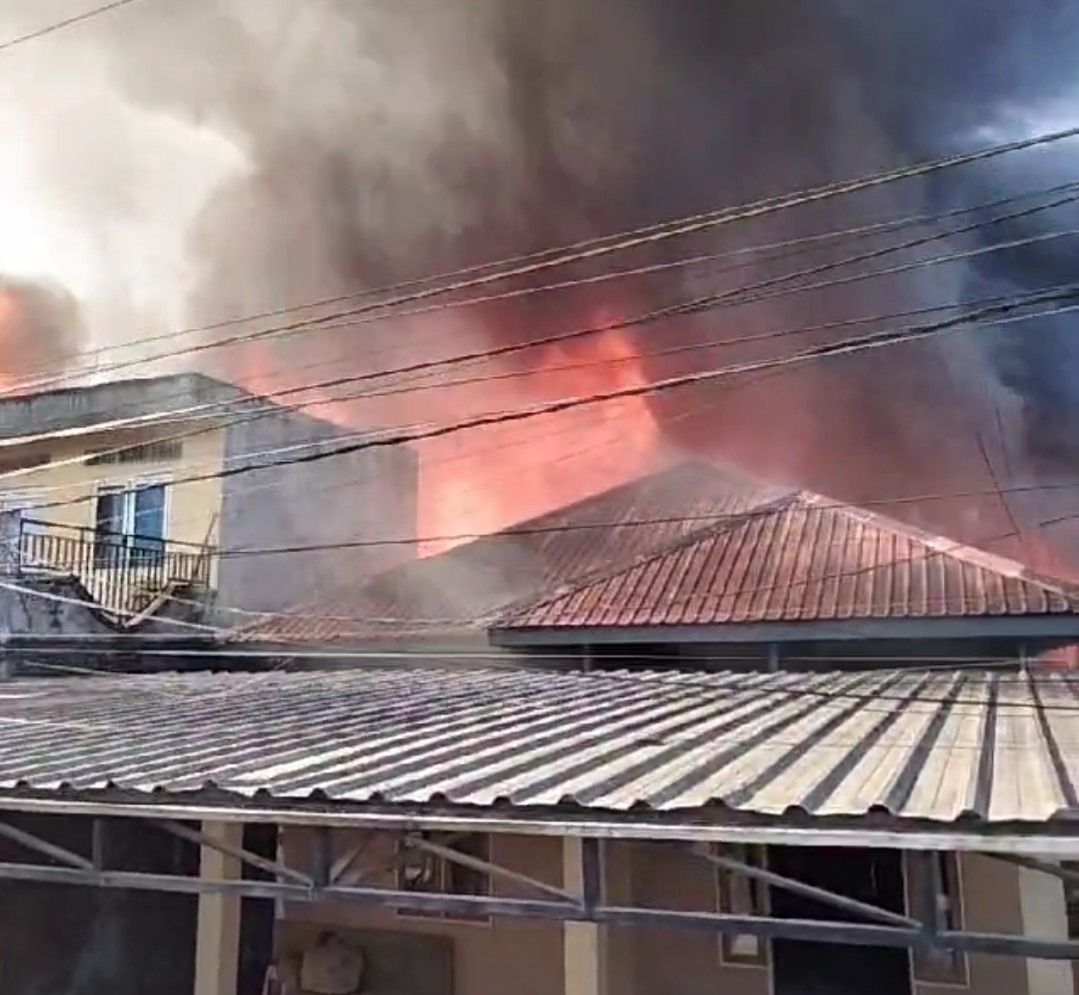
[687,842,919,929]
[405,831,576,903]
[155,819,313,887]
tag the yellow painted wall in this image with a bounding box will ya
[0,425,227,551]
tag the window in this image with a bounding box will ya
[396,833,490,922]
[86,441,183,466]
[93,483,167,568]
[715,844,769,967]
[907,852,969,986]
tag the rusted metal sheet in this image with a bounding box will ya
[498,493,1079,632]
[238,460,786,644]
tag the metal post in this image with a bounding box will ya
[91,819,107,872]
[918,851,943,942]
[565,838,605,995]
[313,828,332,889]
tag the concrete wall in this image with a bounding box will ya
[0,573,214,675]
[916,853,1028,995]
[0,372,244,438]
[0,426,226,553]
[216,410,418,619]
[0,382,419,631]
[278,829,564,995]
[612,840,772,995]
[607,842,1031,995]
[279,833,1040,995]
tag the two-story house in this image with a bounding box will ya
[0,372,417,669]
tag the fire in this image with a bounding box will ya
[0,277,82,394]
[221,304,662,555]
[0,288,20,391]
[420,315,661,553]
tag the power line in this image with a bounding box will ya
[7,126,1079,399]
[3,176,1073,422]
[230,226,1079,410]
[1,196,1070,500]
[0,188,985,395]
[0,0,142,54]
[205,482,1079,558]
[24,284,1079,516]
[10,497,1077,639]
[499,509,1079,632]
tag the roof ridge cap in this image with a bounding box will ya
[487,493,798,626]
[800,492,1079,602]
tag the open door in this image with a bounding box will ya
[769,846,912,995]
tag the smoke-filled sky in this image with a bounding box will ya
[1,0,1078,555]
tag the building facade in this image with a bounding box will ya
[0,372,417,668]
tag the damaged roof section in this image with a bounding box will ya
[236,460,789,645]
[0,667,1076,829]
[493,491,1079,642]
[236,459,1079,649]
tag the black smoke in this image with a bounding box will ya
[93,0,1079,552]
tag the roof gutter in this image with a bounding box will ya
[1,794,1077,856]
[490,614,1079,647]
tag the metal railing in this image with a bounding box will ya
[17,518,214,616]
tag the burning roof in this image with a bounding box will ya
[493,491,1079,644]
[236,459,1079,649]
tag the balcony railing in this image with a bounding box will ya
[16,518,214,617]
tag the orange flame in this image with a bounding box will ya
[220,304,662,554]
[0,289,20,391]
[421,315,661,552]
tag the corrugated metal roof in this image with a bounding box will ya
[0,668,1076,825]
[497,493,1079,633]
[238,460,787,645]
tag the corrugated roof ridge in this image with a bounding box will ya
[794,492,1079,606]
[234,458,783,638]
[495,456,777,533]
[489,493,801,625]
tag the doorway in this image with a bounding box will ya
[769,846,911,995]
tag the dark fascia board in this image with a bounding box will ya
[489,613,1079,647]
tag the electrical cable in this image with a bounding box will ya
[7,125,1079,400]
[223,507,1079,636]
[0,0,142,54]
[2,202,1072,503]
[204,480,1079,557]
[21,284,1079,517]
[8,495,1076,639]
[0,172,1047,412]
[4,174,1072,457]
[0,183,1018,397]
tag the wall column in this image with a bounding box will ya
[564,837,605,995]
[193,821,243,995]
[1018,857,1072,995]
